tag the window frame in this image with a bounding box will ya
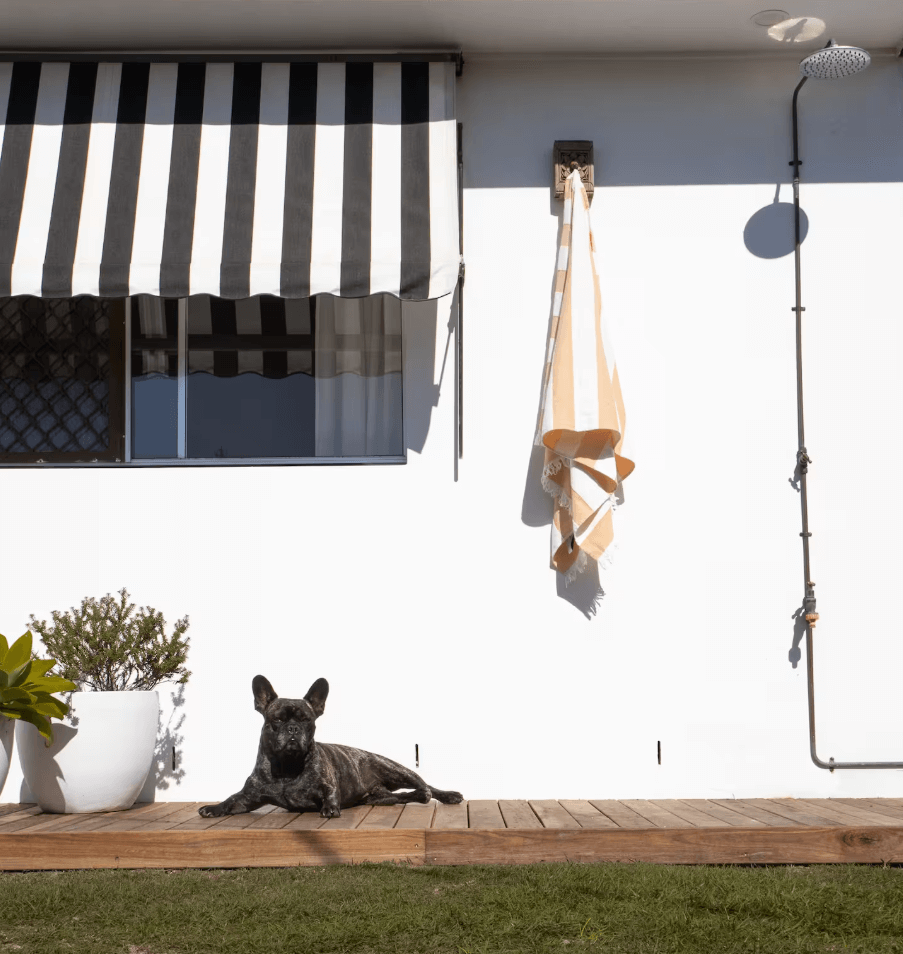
[0,295,406,468]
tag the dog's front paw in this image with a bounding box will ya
[320,802,341,818]
[199,803,228,818]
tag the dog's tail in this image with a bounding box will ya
[430,786,464,804]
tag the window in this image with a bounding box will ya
[1,294,404,465]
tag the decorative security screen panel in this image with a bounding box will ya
[0,297,125,461]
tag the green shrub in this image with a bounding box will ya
[28,588,191,692]
[0,631,76,741]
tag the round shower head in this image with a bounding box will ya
[799,39,870,79]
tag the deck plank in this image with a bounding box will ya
[0,811,67,833]
[432,802,468,829]
[11,811,120,833]
[0,803,32,818]
[709,799,799,827]
[468,800,505,829]
[678,800,766,828]
[357,805,404,830]
[395,803,436,830]
[239,810,297,830]
[751,799,844,828]
[0,802,193,835]
[558,800,619,829]
[621,800,695,828]
[88,802,197,831]
[100,804,207,832]
[50,813,144,833]
[319,805,373,830]
[498,800,543,829]
[588,800,656,829]
[282,812,328,831]
[123,802,199,824]
[797,799,903,828]
[0,806,43,830]
[530,800,582,829]
[835,798,903,822]
[119,802,168,818]
[650,800,726,829]
[125,804,213,832]
[210,806,281,830]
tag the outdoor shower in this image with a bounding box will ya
[789,41,903,770]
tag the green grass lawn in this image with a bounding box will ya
[1,863,902,954]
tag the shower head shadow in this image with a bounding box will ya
[799,39,870,80]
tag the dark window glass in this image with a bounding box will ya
[130,297,179,459]
[186,296,316,459]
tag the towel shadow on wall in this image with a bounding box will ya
[523,441,608,620]
[520,193,605,619]
[743,185,808,259]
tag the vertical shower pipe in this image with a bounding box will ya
[790,77,815,625]
[790,74,903,771]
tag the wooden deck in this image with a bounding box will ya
[2,798,903,869]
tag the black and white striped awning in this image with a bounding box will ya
[0,58,459,301]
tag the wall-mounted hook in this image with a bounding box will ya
[553,141,595,200]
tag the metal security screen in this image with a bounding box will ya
[0,296,124,461]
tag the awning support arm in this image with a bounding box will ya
[456,121,464,464]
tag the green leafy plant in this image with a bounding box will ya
[0,631,76,741]
[28,588,191,692]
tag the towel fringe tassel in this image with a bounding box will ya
[562,540,619,585]
[564,549,589,585]
[541,473,573,514]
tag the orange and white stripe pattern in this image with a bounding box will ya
[536,169,635,581]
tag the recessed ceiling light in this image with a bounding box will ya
[768,16,827,43]
[750,10,790,27]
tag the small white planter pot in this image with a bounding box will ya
[17,691,158,814]
[0,716,13,799]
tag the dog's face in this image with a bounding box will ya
[252,675,329,762]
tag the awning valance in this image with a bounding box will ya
[0,59,459,301]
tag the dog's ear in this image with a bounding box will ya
[252,675,278,715]
[304,678,329,719]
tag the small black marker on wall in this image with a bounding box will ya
[657,741,661,765]
[415,744,419,768]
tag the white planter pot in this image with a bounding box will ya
[17,691,158,814]
[0,716,13,799]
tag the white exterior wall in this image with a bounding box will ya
[3,54,903,803]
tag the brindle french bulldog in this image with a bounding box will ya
[198,675,463,818]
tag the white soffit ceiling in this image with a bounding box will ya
[0,0,900,55]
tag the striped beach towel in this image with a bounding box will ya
[536,169,635,582]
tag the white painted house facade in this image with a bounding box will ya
[2,0,903,804]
